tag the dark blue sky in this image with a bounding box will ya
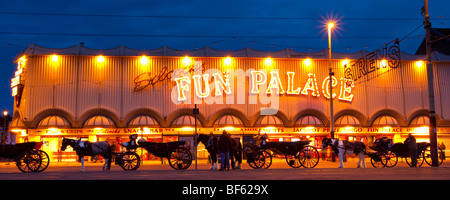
[1,0,449,114]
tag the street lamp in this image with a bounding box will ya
[327,22,335,139]
[3,111,7,144]
[423,0,439,167]
[193,104,199,170]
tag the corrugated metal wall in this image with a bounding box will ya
[436,63,450,120]
[17,55,450,127]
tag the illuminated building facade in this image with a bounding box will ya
[9,43,450,161]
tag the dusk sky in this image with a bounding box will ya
[1,0,449,114]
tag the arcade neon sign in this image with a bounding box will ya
[171,61,354,102]
[11,56,26,107]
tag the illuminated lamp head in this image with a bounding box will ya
[140,55,149,65]
[97,55,105,63]
[224,56,232,66]
[183,56,192,66]
[304,58,311,66]
[328,22,334,29]
[265,57,272,66]
[415,61,423,68]
[51,55,58,62]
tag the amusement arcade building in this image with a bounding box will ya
[9,43,450,161]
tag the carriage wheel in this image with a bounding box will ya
[246,151,262,169]
[298,146,319,168]
[261,150,272,169]
[168,147,192,170]
[370,154,385,168]
[247,150,267,169]
[423,147,444,166]
[26,150,44,172]
[119,152,140,171]
[16,151,31,172]
[381,152,398,168]
[405,152,425,167]
[247,158,259,169]
[16,151,38,172]
[285,154,301,168]
[34,150,50,172]
[244,147,257,169]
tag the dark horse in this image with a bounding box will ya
[61,138,112,172]
[195,134,242,170]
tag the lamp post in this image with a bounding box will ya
[327,22,337,163]
[3,111,7,144]
[328,22,335,139]
[193,104,199,170]
[423,0,439,167]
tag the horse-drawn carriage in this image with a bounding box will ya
[0,142,49,172]
[115,134,192,170]
[61,135,192,171]
[244,135,319,169]
[367,137,444,168]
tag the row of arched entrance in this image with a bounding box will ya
[10,107,436,130]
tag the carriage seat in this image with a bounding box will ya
[120,142,139,150]
[120,134,139,149]
[370,137,393,152]
[374,137,392,148]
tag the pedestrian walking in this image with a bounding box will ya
[218,130,232,171]
[404,134,417,167]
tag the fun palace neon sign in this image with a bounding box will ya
[170,61,354,103]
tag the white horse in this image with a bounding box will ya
[321,138,366,168]
[61,138,112,172]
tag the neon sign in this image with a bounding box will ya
[134,63,205,92]
[132,59,355,108]
[344,39,400,81]
[172,65,354,102]
[11,56,25,107]
[11,57,24,96]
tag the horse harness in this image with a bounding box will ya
[206,137,218,151]
[74,140,92,156]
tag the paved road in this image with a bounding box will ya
[1,158,449,180]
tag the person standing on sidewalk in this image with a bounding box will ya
[404,134,418,167]
[439,142,446,160]
[218,130,232,171]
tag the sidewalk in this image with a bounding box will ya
[3,157,447,169]
[1,157,450,180]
